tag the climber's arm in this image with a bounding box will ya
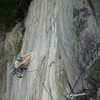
[19,55,32,65]
[21,52,32,58]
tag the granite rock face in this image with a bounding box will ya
[0,0,99,100]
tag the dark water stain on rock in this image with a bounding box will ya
[73,7,90,38]
[73,7,90,19]
[76,34,96,70]
[86,56,100,88]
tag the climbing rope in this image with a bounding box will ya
[27,69,39,72]
[25,60,53,100]
[41,81,53,100]
[67,42,100,100]
[31,54,53,100]
[35,65,53,100]
[37,58,54,100]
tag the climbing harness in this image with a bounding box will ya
[10,65,17,75]
[10,64,26,78]
[67,42,100,100]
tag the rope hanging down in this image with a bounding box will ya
[41,81,53,100]
[67,42,100,100]
[36,64,53,100]
[30,58,54,100]
[26,64,53,100]
[36,67,53,100]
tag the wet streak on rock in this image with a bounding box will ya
[73,7,90,38]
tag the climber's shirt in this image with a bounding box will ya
[15,61,20,68]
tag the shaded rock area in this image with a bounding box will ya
[0,1,32,99]
[88,0,100,30]
[0,0,32,31]
[0,0,100,100]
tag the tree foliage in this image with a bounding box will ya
[0,0,32,31]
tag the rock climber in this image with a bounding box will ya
[11,52,32,78]
[15,52,32,69]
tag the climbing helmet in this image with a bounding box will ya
[16,55,22,62]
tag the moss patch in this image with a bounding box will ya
[16,40,22,54]
[16,27,26,54]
